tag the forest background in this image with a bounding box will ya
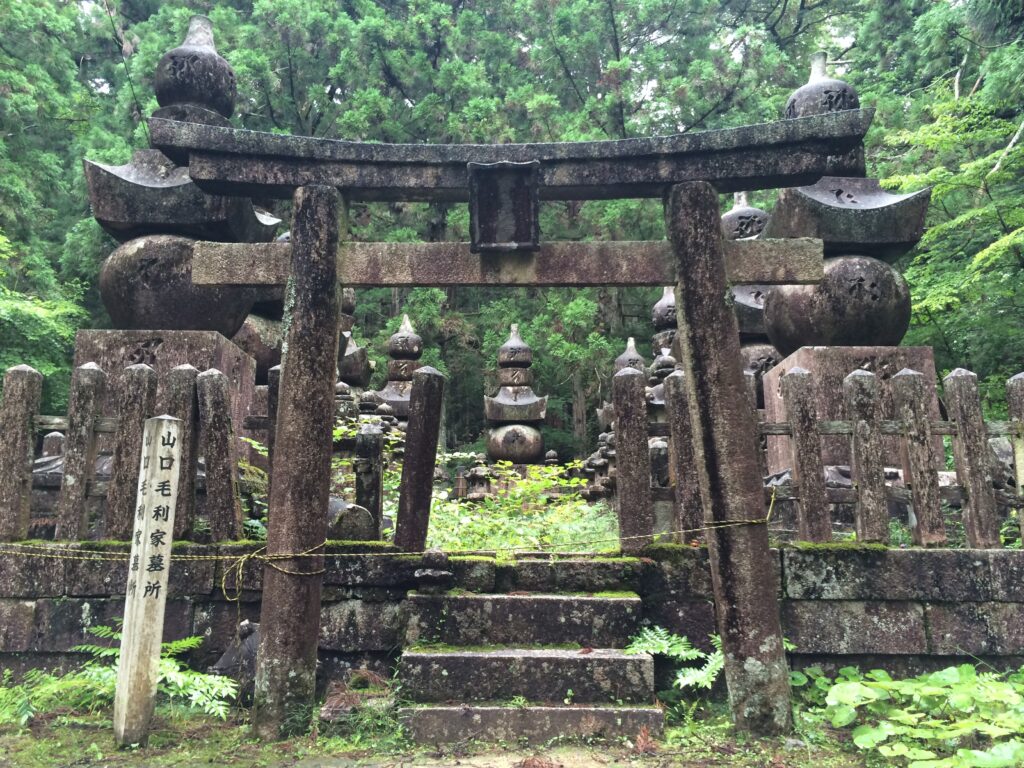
[1,0,1022,458]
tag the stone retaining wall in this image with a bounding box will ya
[2,544,1022,680]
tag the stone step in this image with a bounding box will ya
[510,557,642,593]
[399,704,664,744]
[399,648,654,704]
[404,593,642,647]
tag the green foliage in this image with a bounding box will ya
[626,627,724,692]
[0,626,237,727]
[424,460,618,553]
[798,664,1024,767]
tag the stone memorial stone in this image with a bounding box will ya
[99,235,256,337]
[154,16,237,119]
[762,345,942,473]
[720,192,768,241]
[763,255,911,356]
[373,315,422,421]
[484,325,547,464]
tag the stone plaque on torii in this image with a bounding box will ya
[148,89,874,736]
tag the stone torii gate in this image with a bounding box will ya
[150,107,871,737]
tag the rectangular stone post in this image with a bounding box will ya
[355,423,385,537]
[254,186,342,738]
[394,367,446,552]
[781,367,830,542]
[944,368,1000,548]
[892,369,946,546]
[664,369,703,539]
[844,370,888,543]
[0,365,43,541]
[665,182,791,735]
[1008,373,1024,503]
[266,364,281,477]
[113,415,182,747]
[163,364,199,540]
[55,363,107,540]
[107,364,157,540]
[612,366,654,551]
[197,368,243,541]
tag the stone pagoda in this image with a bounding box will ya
[760,52,936,472]
[484,325,547,464]
[372,315,423,426]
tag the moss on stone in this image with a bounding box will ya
[788,541,888,552]
[450,556,497,564]
[636,543,703,563]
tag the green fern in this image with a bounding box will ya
[626,626,705,662]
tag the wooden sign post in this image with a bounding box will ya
[113,415,182,747]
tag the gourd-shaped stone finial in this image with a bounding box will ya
[784,51,859,119]
[154,15,238,119]
[652,287,676,330]
[721,191,768,241]
[615,338,646,372]
[388,314,423,359]
[498,323,533,368]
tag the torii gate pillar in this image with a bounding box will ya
[667,182,792,734]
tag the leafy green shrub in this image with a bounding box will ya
[810,664,1024,767]
[0,626,237,727]
[625,626,724,691]
[425,460,618,553]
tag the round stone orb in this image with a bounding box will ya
[651,286,676,330]
[100,235,254,338]
[486,424,544,464]
[721,198,769,241]
[154,16,237,119]
[764,255,911,357]
[785,52,859,119]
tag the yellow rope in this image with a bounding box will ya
[0,488,778,570]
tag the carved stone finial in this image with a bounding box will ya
[154,15,237,119]
[785,51,859,119]
[485,324,547,463]
[615,338,646,372]
[721,192,768,241]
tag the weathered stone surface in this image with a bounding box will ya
[231,314,283,383]
[449,557,496,592]
[0,543,65,597]
[394,367,446,552]
[784,53,859,119]
[30,597,192,652]
[100,235,255,337]
[762,346,941,472]
[405,593,642,647]
[318,600,406,652]
[782,548,992,602]
[154,16,237,118]
[781,600,926,655]
[74,330,256,445]
[193,238,824,289]
[150,108,871,200]
[84,150,279,243]
[197,368,243,541]
[0,600,36,652]
[638,547,718,599]
[326,500,377,541]
[989,550,1024,602]
[667,182,791,734]
[55,364,106,540]
[511,557,642,594]
[105,363,157,540]
[0,365,43,541]
[613,367,653,552]
[926,603,1024,655]
[322,552,418,588]
[485,424,544,463]
[400,648,654,704]
[254,186,342,737]
[763,177,930,260]
[642,600,717,652]
[764,256,911,357]
[191,599,262,667]
[398,704,663,744]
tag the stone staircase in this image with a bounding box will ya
[397,590,663,744]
